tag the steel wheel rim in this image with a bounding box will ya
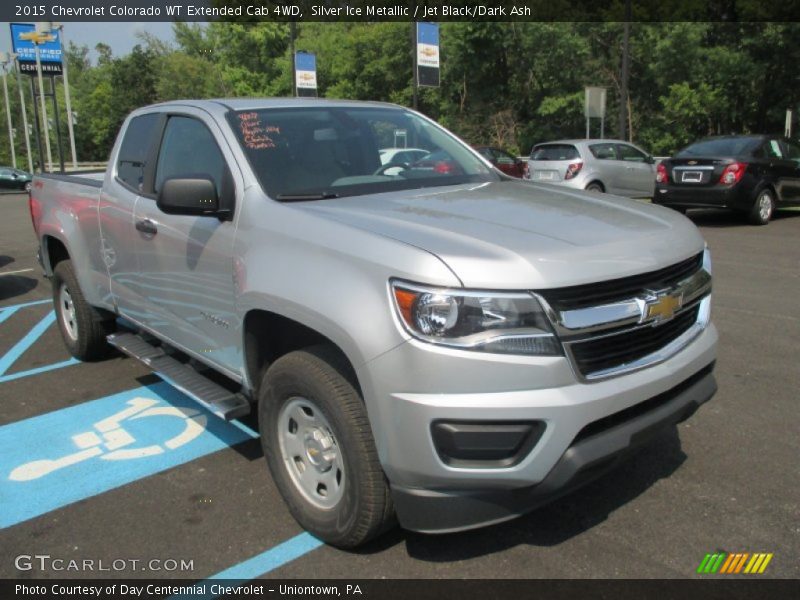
[758,193,773,221]
[58,282,79,342]
[277,396,345,510]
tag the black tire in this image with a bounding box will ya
[748,187,775,225]
[585,181,604,193]
[52,260,115,361]
[259,345,394,548]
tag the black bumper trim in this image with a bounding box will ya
[391,364,717,534]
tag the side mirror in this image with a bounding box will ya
[157,177,221,217]
[646,155,656,164]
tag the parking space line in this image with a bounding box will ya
[0,358,79,384]
[0,310,57,376]
[0,307,19,325]
[0,298,50,311]
[172,533,324,599]
[0,382,253,528]
[0,268,34,276]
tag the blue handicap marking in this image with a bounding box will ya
[0,303,80,383]
[0,382,255,528]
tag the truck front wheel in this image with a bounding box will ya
[52,260,114,361]
[258,345,395,548]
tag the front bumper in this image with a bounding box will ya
[392,363,716,533]
[359,320,717,533]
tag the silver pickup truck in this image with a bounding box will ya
[30,99,717,548]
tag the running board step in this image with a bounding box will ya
[107,333,250,421]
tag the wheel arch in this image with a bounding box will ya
[585,180,605,192]
[242,309,362,399]
[42,234,71,276]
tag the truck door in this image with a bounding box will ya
[99,112,162,318]
[131,110,241,376]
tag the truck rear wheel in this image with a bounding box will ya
[52,260,114,361]
[259,345,394,548]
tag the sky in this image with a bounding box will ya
[0,22,178,64]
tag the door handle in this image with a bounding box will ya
[135,219,157,236]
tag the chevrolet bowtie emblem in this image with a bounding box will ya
[643,292,683,323]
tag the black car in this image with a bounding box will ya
[654,135,800,225]
[0,166,32,193]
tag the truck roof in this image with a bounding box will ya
[142,97,402,113]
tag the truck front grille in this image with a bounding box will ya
[539,252,703,311]
[569,304,701,376]
[537,252,711,380]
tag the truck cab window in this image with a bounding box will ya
[155,116,227,196]
[116,113,160,191]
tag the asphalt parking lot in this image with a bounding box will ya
[1,190,798,582]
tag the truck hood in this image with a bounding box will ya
[297,180,706,289]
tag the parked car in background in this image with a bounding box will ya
[526,139,656,198]
[379,147,429,166]
[654,135,800,225]
[0,167,32,192]
[475,146,527,178]
[379,147,431,176]
[409,149,464,175]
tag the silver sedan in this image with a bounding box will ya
[526,139,656,198]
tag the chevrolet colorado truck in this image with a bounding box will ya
[30,99,717,548]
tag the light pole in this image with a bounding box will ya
[619,0,631,142]
[53,23,77,169]
[0,53,16,169]
[9,53,34,173]
[33,22,53,172]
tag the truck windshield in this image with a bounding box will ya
[229,106,499,200]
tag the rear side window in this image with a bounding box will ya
[784,141,800,160]
[589,143,617,160]
[494,149,517,165]
[116,113,160,191]
[530,144,579,161]
[762,139,783,159]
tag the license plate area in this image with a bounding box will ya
[681,170,703,183]
[535,170,556,181]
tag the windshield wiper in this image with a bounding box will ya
[276,192,340,202]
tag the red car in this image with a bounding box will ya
[475,146,528,178]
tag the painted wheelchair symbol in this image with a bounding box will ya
[10,398,207,482]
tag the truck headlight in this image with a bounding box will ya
[391,281,562,356]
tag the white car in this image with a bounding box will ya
[379,147,429,165]
[527,139,656,198]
